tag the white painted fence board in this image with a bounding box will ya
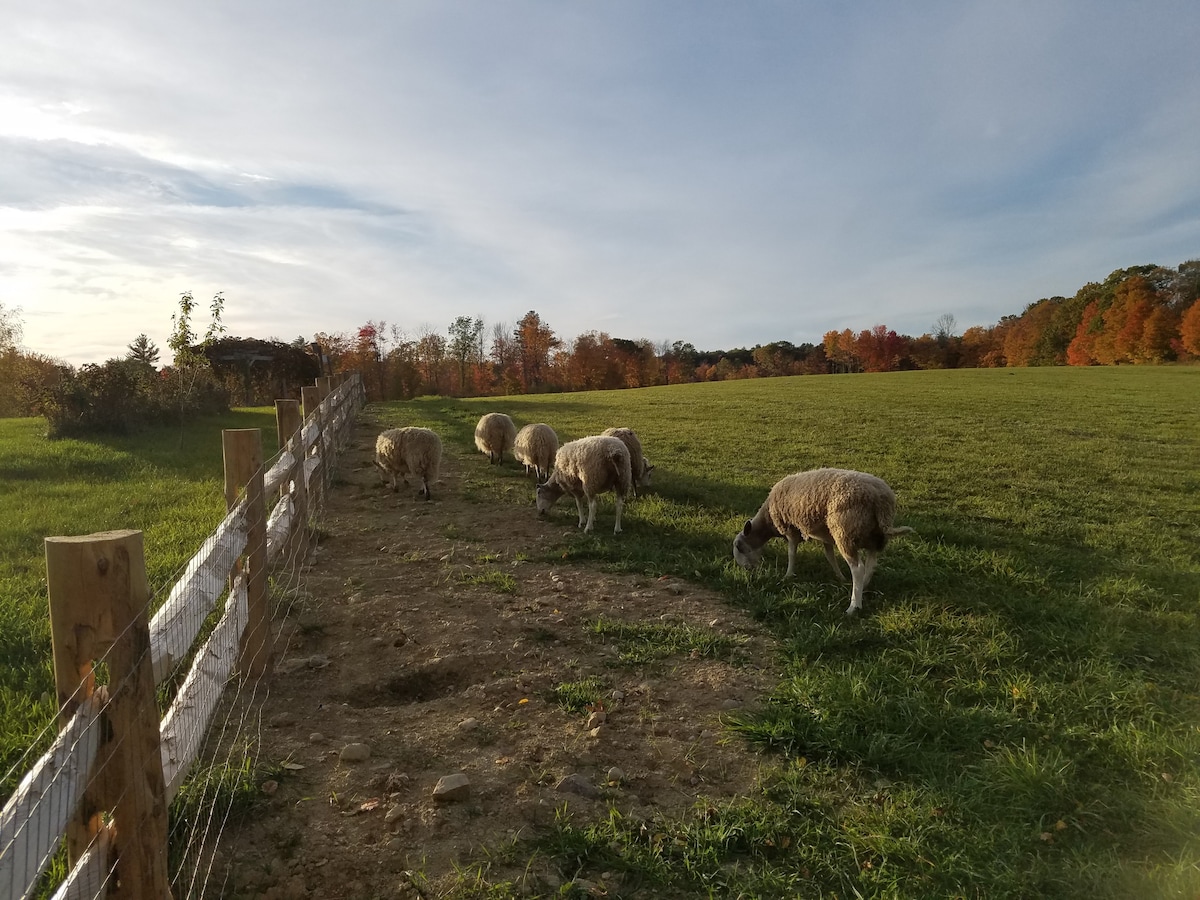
[149,505,248,685]
[265,497,293,566]
[52,824,114,900]
[301,421,319,453]
[263,450,296,499]
[0,695,102,900]
[159,576,248,803]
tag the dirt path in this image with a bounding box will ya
[213,415,779,899]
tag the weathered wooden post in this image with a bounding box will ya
[222,429,272,679]
[274,399,308,562]
[317,376,333,401]
[46,530,173,898]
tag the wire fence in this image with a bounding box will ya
[0,373,364,900]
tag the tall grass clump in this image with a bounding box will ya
[377,366,1200,898]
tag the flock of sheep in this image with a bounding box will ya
[374,413,913,615]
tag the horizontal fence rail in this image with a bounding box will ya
[0,373,364,900]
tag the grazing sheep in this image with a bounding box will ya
[514,423,559,482]
[601,427,654,493]
[474,413,517,465]
[374,427,442,500]
[733,468,914,614]
[536,435,632,534]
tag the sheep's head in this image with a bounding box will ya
[639,459,655,489]
[535,481,565,515]
[732,520,765,569]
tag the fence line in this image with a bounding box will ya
[0,372,365,900]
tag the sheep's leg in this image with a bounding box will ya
[823,543,847,582]
[860,552,879,590]
[421,476,431,501]
[574,495,587,529]
[844,552,880,615]
[612,495,624,534]
[584,497,598,533]
[784,534,799,578]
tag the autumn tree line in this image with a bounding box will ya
[1,258,1198,422]
[316,260,1200,401]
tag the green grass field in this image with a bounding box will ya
[379,366,1200,898]
[0,409,280,790]
[2,368,1198,897]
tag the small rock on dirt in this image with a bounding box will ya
[269,712,297,728]
[554,773,599,799]
[339,743,371,763]
[606,767,625,784]
[433,773,471,802]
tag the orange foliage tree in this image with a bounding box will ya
[1180,300,1200,357]
[514,311,561,393]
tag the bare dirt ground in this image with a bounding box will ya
[214,416,780,899]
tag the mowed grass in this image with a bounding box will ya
[376,366,1200,899]
[0,410,280,793]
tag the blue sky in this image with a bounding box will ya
[3,1,1199,365]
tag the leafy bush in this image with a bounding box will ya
[39,358,229,438]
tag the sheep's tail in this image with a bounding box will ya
[610,447,633,498]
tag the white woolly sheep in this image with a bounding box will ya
[514,423,558,482]
[600,427,654,494]
[474,413,517,465]
[536,435,633,534]
[733,468,914,614]
[375,427,443,500]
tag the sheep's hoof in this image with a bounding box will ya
[844,605,861,616]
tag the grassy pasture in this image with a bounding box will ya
[380,366,1200,898]
[0,410,280,792]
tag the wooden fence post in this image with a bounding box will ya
[46,530,173,898]
[275,399,308,561]
[317,376,333,400]
[222,430,272,679]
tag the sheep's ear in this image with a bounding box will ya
[742,520,753,535]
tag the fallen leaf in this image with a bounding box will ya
[1039,832,1054,843]
[1055,820,1067,832]
[281,762,305,771]
[518,697,529,705]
